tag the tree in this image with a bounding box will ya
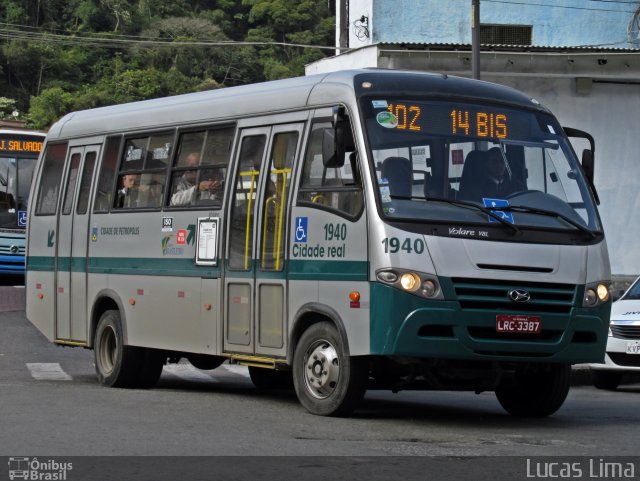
[28,86,75,129]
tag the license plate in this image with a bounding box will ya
[496,315,542,334]
[626,341,640,354]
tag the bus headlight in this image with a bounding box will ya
[400,272,420,291]
[376,269,443,300]
[583,281,610,307]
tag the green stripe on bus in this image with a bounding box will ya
[26,256,55,271]
[27,256,220,278]
[88,257,220,277]
[28,257,368,280]
[288,259,368,281]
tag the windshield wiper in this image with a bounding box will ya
[425,196,520,235]
[496,204,598,239]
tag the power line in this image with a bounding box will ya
[483,0,638,14]
[0,24,338,51]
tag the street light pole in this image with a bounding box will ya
[472,0,480,79]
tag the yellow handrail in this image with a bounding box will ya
[239,169,259,270]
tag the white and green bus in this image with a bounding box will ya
[26,69,611,417]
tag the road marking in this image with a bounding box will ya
[26,363,72,381]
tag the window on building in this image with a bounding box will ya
[480,24,532,45]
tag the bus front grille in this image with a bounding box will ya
[451,277,577,314]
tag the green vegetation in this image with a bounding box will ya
[0,0,335,129]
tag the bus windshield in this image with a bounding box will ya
[362,98,601,234]
[0,155,35,229]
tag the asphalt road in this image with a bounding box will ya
[1,284,640,479]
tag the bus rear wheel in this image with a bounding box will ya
[94,310,159,388]
[292,322,367,416]
[495,363,571,417]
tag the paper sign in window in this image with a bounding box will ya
[196,217,219,265]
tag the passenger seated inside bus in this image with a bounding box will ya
[115,174,139,208]
[458,147,511,202]
[170,153,224,206]
[381,156,412,198]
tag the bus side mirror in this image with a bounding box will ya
[581,148,594,184]
[322,106,354,168]
[563,126,599,205]
[322,127,344,168]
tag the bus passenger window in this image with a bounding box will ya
[113,132,170,210]
[297,122,363,218]
[35,142,68,216]
[167,127,233,208]
[228,135,266,270]
[62,153,81,215]
[94,137,120,213]
[261,131,298,271]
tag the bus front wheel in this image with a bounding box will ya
[292,322,367,416]
[495,363,571,417]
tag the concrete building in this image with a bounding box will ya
[308,0,640,280]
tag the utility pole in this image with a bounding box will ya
[472,0,480,79]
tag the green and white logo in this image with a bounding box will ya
[376,111,398,129]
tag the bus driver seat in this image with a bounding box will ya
[458,150,487,202]
[381,156,412,199]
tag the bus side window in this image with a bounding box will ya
[113,132,172,210]
[297,121,363,218]
[35,142,68,216]
[167,127,233,208]
[94,137,120,213]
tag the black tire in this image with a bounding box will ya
[292,322,368,416]
[94,310,143,388]
[136,349,165,389]
[591,370,622,390]
[495,363,571,418]
[249,366,293,390]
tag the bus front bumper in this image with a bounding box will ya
[370,283,609,364]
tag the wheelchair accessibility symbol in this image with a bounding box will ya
[18,211,27,227]
[295,217,308,242]
[482,198,514,224]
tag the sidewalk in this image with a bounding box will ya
[0,285,25,312]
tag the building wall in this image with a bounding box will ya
[481,75,640,275]
[346,0,640,48]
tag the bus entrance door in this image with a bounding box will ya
[224,125,301,358]
[55,145,99,343]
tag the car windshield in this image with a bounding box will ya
[0,156,35,229]
[622,278,640,300]
[362,98,602,234]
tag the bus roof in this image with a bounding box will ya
[0,129,47,138]
[47,69,546,140]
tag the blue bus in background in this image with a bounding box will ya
[0,129,45,275]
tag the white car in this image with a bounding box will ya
[590,276,640,389]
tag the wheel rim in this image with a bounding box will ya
[302,338,340,399]
[97,325,117,375]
